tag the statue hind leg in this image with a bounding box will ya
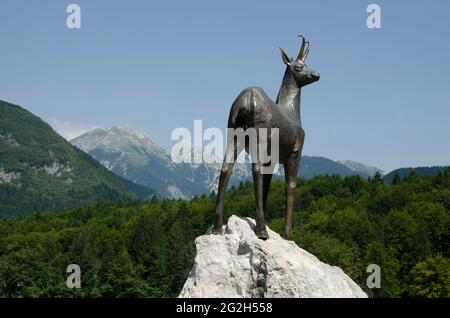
[253,162,269,240]
[213,140,238,234]
[262,168,274,213]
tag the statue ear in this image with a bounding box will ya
[279,47,291,66]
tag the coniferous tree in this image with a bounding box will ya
[392,172,402,185]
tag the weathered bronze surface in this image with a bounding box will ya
[213,36,320,240]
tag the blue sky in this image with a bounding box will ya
[0,0,449,172]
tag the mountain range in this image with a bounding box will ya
[3,99,446,217]
[71,127,381,199]
[338,160,383,177]
[71,127,248,198]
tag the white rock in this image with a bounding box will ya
[179,215,367,298]
[0,168,21,184]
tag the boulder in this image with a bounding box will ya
[179,215,367,298]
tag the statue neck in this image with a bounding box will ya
[276,67,302,121]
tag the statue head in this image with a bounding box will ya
[279,35,320,87]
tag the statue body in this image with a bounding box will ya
[213,37,320,240]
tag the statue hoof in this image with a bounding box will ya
[256,229,269,240]
[212,226,223,235]
[282,232,293,241]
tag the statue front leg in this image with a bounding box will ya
[213,162,233,234]
[214,140,238,234]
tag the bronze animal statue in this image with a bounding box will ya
[213,36,320,240]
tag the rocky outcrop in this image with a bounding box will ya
[179,215,367,298]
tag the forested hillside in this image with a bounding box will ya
[0,170,449,298]
[0,100,137,217]
[383,166,449,184]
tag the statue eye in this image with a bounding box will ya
[294,64,304,72]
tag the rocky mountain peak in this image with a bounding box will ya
[71,126,167,158]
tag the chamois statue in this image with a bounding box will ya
[213,36,320,240]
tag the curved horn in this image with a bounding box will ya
[296,34,306,61]
[301,42,311,62]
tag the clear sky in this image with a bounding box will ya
[1,0,449,172]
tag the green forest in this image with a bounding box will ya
[0,170,449,298]
[0,100,138,217]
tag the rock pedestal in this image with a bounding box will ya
[179,215,367,298]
